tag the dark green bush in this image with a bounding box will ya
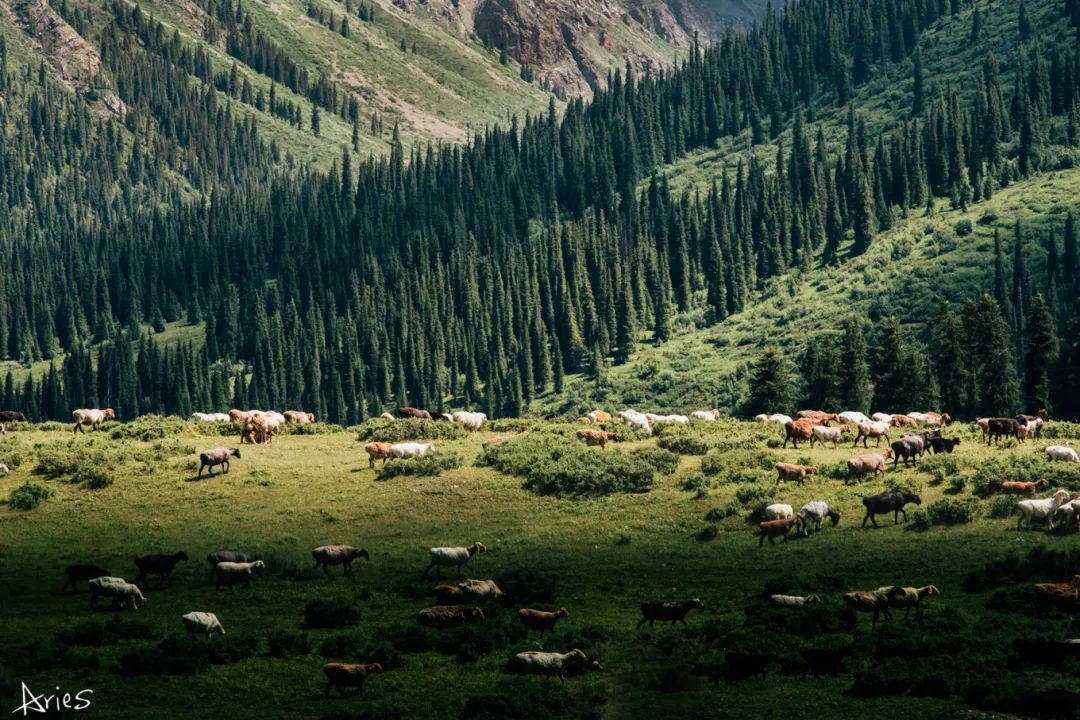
[480,433,653,495]
[460,678,603,720]
[267,631,311,657]
[109,414,188,441]
[357,419,467,442]
[74,464,115,489]
[8,481,52,510]
[319,633,363,659]
[910,499,976,531]
[113,637,210,676]
[656,429,710,455]
[304,599,361,629]
[57,618,156,646]
[630,446,679,474]
[696,525,719,542]
[376,451,462,480]
[494,569,556,604]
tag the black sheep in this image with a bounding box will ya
[134,551,189,588]
[861,492,922,527]
[636,598,705,628]
[61,564,110,594]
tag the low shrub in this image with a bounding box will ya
[696,525,718,542]
[375,451,462,480]
[8,481,52,510]
[656,428,710,455]
[480,433,653,495]
[267,631,311,657]
[911,499,976,531]
[304,598,361,629]
[34,448,84,478]
[109,414,187,441]
[57,619,156,646]
[460,678,603,720]
[735,485,774,505]
[494,569,556,604]
[319,633,363,659]
[73,464,114,490]
[704,504,739,522]
[986,495,1017,519]
[113,638,209,676]
[630,446,679,475]
[680,474,710,493]
[357,419,467,443]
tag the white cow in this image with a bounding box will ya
[391,442,435,459]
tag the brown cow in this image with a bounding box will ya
[396,407,433,421]
[758,516,804,546]
[890,414,918,428]
[782,420,816,448]
[1000,480,1049,496]
[775,462,818,486]
[576,429,614,448]
[364,442,394,468]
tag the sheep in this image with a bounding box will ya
[417,605,485,629]
[434,584,467,605]
[871,413,894,423]
[482,433,527,448]
[1034,575,1080,617]
[1000,480,1049,496]
[89,576,146,610]
[874,585,940,621]
[390,442,435,460]
[753,413,769,423]
[458,578,503,602]
[768,594,822,608]
[378,412,395,421]
[764,503,794,520]
[586,410,612,423]
[72,408,115,433]
[637,599,704,628]
[847,450,894,479]
[182,611,225,638]
[0,410,26,422]
[839,411,870,425]
[1047,445,1080,463]
[312,545,370,575]
[842,589,892,624]
[198,447,240,478]
[890,435,926,467]
[853,420,891,448]
[0,463,8,474]
[452,411,487,432]
[1054,498,1080,530]
[1017,489,1071,530]
[322,662,383,697]
[861,491,922,527]
[619,409,652,435]
[758,516,803,545]
[517,608,569,636]
[775,462,817,486]
[576,429,614,448]
[768,414,793,425]
[691,410,720,422]
[206,551,255,583]
[423,543,485,577]
[797,501,841,535]
[508,649,600,681]
[133,552,188,589]
[61,564,110,594]
[364,441,394,468]
[212,560,265,589]
[811,424,849,448]
[191,412,231,422]
[284,410,315,424]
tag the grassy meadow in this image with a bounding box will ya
[1,416,1079,718]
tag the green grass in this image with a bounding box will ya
[2,418,1079,717]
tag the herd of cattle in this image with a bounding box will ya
[8,401,1080,697]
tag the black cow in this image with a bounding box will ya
[890,436,925,467]
[928,437,961,454]
[0,410,26,422]
[987,417,1022,446]
[862,492,922,527]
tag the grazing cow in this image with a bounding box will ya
[1000,480,1049,496]
[782,420,816,449]
[987,417,1022,446]
[364,442,394,468]
[847,450,894,479]
[853,420,891,448]
[758,516,803,545]
[72,408,115,433]
[861,492,922,527]
[775,462,817,486]
[396,407,432,421]
[890,435,926,467]
[576,429,614,448]
[927,437,961,454]
[0,410,27,422]
[636,599,705,628]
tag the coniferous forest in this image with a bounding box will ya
[1,0,1080,422]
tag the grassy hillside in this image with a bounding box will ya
[543,167,1080,414]
[1,418,1079,718]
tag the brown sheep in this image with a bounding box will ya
[1000,480,1049,496]
[1034,575,1080,617]
[576,429,614,448]
[417,605,485,629]
[322,662,383,697]
[775,462,818,486]
[782,420,816,448]
[517,608,569,636]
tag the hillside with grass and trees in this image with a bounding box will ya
[0,0,1078,425]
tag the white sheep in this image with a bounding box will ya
[619,409,652,435]
[874,585,940,621]
[191,412,230,422]
[212,560,266,588]
[1054,498,1080,529]
[0,463,9,474]
[1017,489,1071,530]
[871,413,894,423]
[423,543,485,577]
[182,611,225,637]
[767,414,792,425]
[768,594,821,608]
[88,576,146,610]
[378,412,395,421]
[1046,445,1080,463]
[507,649,600,680]
[839,411,870,425]
[312,545,370,575]
[797,501,841,535]
[691,410,720,422]
[811,424,848,448]
[753,413,769,423]
[390,442,435,460]
[452,411,486,432]
[764,503,794,520]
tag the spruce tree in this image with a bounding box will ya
[744,347,793,416]
[837,319,872,412]
[1023,293,1059,413]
